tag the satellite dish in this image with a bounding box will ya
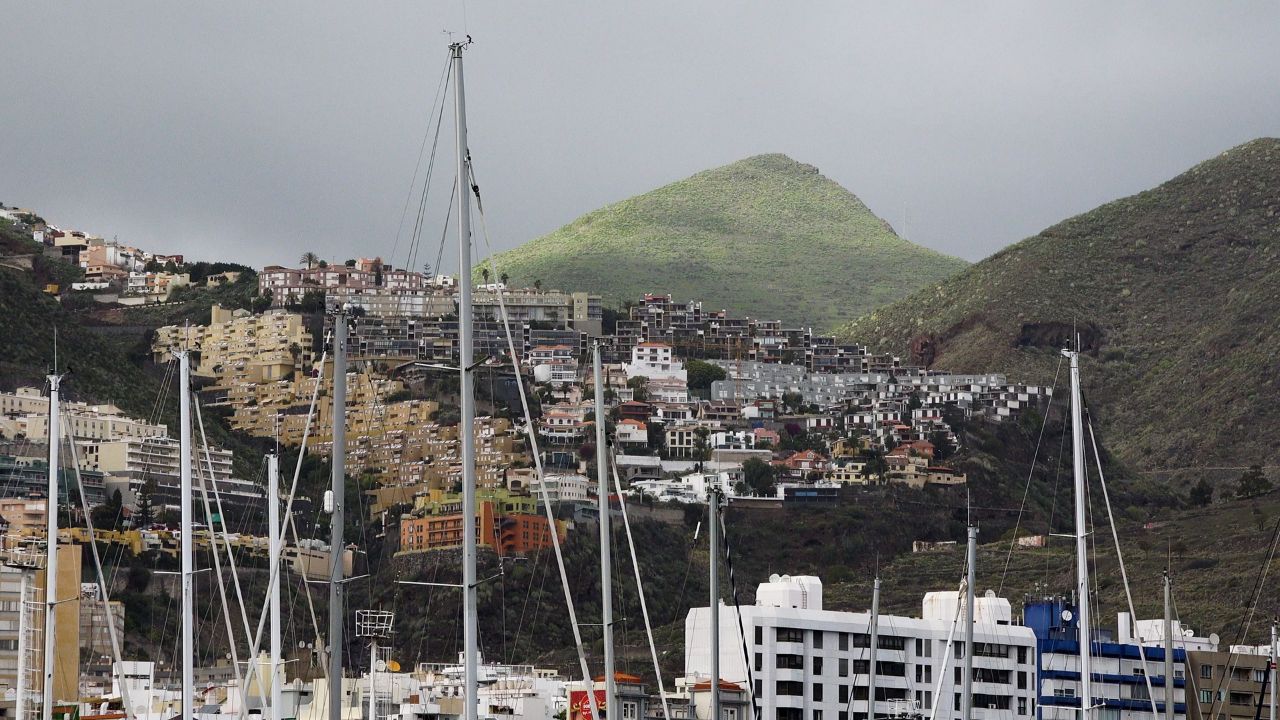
[388,660,401,672]
[1209,633,1221,646]
[298,641,307,648]
[1061,609,1074,622]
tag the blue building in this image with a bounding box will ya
[1024,596,1188,720]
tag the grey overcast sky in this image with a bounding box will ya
[3,2,1278,272]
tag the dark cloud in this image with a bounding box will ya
[2,2,1277,271]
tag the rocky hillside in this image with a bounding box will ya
[484,154,967,329]
[842,138,1280,477]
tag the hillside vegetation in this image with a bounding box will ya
[842,138,1280,477]
[484,154,967,329]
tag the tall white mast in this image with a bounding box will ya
[1270,623,1277,720]
[268,453,282,720]
[867,576,880,720]
[17,568,30,720]
[709,488,721,720]
[962,526,977,720]
[329,310,348,720]
[1065,349,1092,720]
[42,373,61,720]
[1163,572,1173,720]
[178,352,195,720]
[452,40,479,720]
[594,344,616,715]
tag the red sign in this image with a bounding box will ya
[569,690,608,720]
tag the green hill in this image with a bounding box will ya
[484,154,967,329]
[841,138,1280,476]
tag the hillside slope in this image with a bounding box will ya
[841,138,1280,474]
[485,154,967,329]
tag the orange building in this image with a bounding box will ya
[399,498,561,556]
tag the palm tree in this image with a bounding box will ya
[481,268,491,284]
[422,261,433,277]
[534,279,543,291]
[299,251,319,269]
[500,272,509,287]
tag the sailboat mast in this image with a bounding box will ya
[42,373,62,720]
[709,488,721,720]
[1163,573,1173,720]
[179,352,195,720]
[962,526,977,720]
[594,343,617,715]
[868,576,880,720]
[451,40,480,720]
[329,311,348,720]
[1066,349,1092,720]
[269,453,282,720]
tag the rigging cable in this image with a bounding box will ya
[997,354,1062,594]
[468,154,601,720]
[716,500,761,720]
[390,57,452,267]
[608,450,672,720]
[1085,411,1160,716]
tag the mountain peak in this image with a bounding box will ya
[484,155,965,328]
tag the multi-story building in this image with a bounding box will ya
[686,574,1039,720]
[1185,646,1271,720]
[527,474,591,506]
[77,436,250,511]
[0,542,81,703]
[0,387,169,443]
[0,456,107,505]
[528,345,580,385]
[1024,598,1192,720]
[625,343,687,382]
[152,304,313,387]
[78,582,125,662]
[398,490,562,556]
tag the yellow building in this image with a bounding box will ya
[153,304,313,385]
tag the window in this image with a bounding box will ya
[814,657,824,676]
[726,710,737,720]
[623,703,637,720]
[1201,665,1214,679]
[777,681,804,696]
[839,713,848,720]
[839,657,849,677]
[840,633,849,651]
[1230,693,1253,706]
[755,653,762,672]
[1017,671,1027,690]
[814,631,824,649]
[814,712,822,720]
[756,680,762,698]
[1255,670,1268,684]
[954,694,961,711]
[1053,688,1076,699]
[777,654,805,670]
[1017,698,1027,716]
[756,626,763,645]
[814,684,824,702]
[777,627,805,643]
[955,642,965,659]
[879,635,906,651]
[776,710,802,720]
[1017,647,1027,664]
[839,686,849,704]
[1200,690,1213,704]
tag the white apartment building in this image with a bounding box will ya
[528,473,591,505]
[625,343,687,382]
[0,387,169,443]
[77,436,253,511]
[686,575,1038,720]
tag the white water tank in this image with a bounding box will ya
[756,574,824,610]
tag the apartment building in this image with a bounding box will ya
[78,582,125,662]
[0,542,81,703]
[77,436,248,511]
[685,575,1038,720]
[152,304,313,386]
[1025,598,1192,720]
[0,387,169,443]
[399,490,561,556]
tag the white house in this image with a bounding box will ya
[624,342,687,382]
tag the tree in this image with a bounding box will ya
[344,259,356,267]
[627,375,649,402]
[90,489,124,531]
[781,391,804,415]
[135,478,157,527]
[500,272,510,287]
[317,259,328,268]
[481,268,491,284]
[929,430,955,462]
[686,360,727,393]
[693,426,711,470]
[741,457,776,497]
[1235,465,1272,499]
[1188,478,1214,507]
[300,251,319,269]
[646,420,666,456]
[534,279,543,291]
